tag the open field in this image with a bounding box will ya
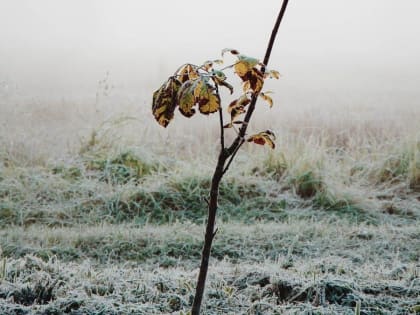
[1,1,420,313]
[0,93,419,314]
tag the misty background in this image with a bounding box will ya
[0,0,419,155]
[1,0,420,96]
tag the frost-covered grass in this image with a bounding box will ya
[0,220,419,314]
[0,98,419,314]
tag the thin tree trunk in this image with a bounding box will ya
[191,150,227,315]
[191,1,289,314]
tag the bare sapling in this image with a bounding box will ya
[151,1,289,313]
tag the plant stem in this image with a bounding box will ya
[191,150,227,315]
[191,1,289,314]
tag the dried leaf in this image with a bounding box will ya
[247,130,276,149]
[233,61,249,77]
[152,78,182,127]
[231,55,264,93]
[176,64,199,83]
[178,78,220,117]
[195,80,220,114]
[234,55,259,77]
[222,48,240,57]
[230,106,246,122]
[227,94,250,114]
[259,91,274,108]
[223,121,244,128]
[241,68,264,93]
[243,81,251,92]
[212,70,227,82]
[264,69,280,79]
[227,94,250,123]
[202,61,214,72]
[199,92,220,114]
[211,70,233,94]
[178,80,198,117]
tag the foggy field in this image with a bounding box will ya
[1,0,420,314]
[0,91,419,314]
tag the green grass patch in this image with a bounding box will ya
[84,151,160,184]
[103,176,287,224]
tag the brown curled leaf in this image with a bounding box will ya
[227,94,250,123]
[247,130,276,149]
[259,91,274,108]
[241,69,264,93]
[222,48,240,57]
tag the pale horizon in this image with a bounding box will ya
[1,0,419,101]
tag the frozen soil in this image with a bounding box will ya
[0,218,419,315]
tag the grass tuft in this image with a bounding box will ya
[84,151,160,184]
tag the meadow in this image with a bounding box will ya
[0,85,419,314]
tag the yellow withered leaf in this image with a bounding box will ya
[234,55,259,77]
[266,69,280,79]
[152,78,182,128]
[178,80,198,117]
[251,73,264,93]
[202,60,223,71]
[259,91,274,108]
[226,94,250,126]
[247,130,276,149]
[234,61,250,77]
[242,81,251,93]
[227,94,250,114]
[177,78,220,117]
[195,80,220,114]
[241,69,264,93]
[199,91,220,115]
[176,64,199,83]
[230,106,246,124]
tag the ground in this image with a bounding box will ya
[0,99,419,314]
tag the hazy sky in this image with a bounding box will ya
[1,0,420,98]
